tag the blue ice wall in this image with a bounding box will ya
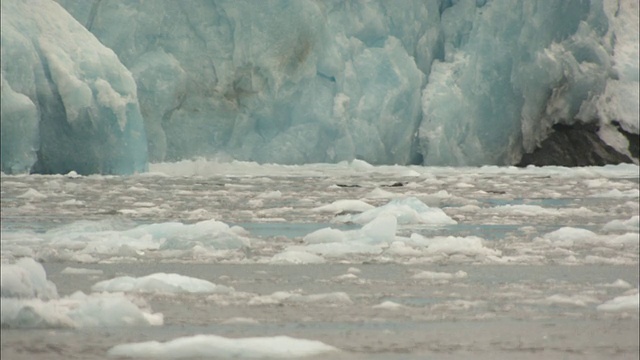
[0,0,147,174]
[56,0,429,165]
[2,0,637,173]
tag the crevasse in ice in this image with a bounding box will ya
[1,0,638,174]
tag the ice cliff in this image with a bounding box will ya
[1,0,638,174]
[1,0,148,174]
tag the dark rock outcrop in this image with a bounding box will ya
[613,121,640,160]
[517,122,635,167]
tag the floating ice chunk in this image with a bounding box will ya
[60,267,103,275]
[543,227,599,247]
[1,291,162,329]
[1,298,75,328]
[16,189,47,200]
[293,292,352,305]
[247,291,293,306]
[373,301,403,310]
[333,273,359,281]
[347,160,375,171]
[247,199,264,208]
[456,205,482,212]
[1,258,58,299]
[336,197,456,225]
[65,171,81,178]
[38,219,252,262]
[589,189,640,198]
[249,291,352,306]
[127,186,149,193]
[603,216,640,232]
[297,214,399,256]
[364,188,399,199]
[543,294,600,307]
[425,190,453,199]
[132,202,155,208]
[490,204,555,216]
[270,251,326,264]
[303,228,348,244]
[186,208,211,220]
[60,199,84,206]
[67,291,163,327]
[544,227,599,241]
[430,300,485,312]
[107,334,339,358]
[290,242,384,258]
[541,227,638,248]
[408,234,501,258]
[256,190,282,199]
[597,291,639,312]
[132,219,251,251]
[92,273,233,294]
[608,233,640,246]
[411,270,468,280]
[221,317,260,325]
[360,214,397,244]
[385,241,422,256]
[599,279,633,289]
[489,204,596,217]
[312,199,375,214]
[584,255,632,265]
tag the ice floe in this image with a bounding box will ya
[597,290,640,312]
[411,270,468,281]
[1,257,58,299]
[248,291,352,306]
[269,251,326,264]
[602,216,640,232]
[335,197,457,225]
[1,258,162,328]
[107,335,339,358]
[312,199,375,214]
[92,273,234,294]
[60,267,104,275]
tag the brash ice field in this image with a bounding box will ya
[1,160,638,359]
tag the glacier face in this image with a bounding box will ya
[55,0,430,165]
[0,0,148,174]
[1,0,638,174]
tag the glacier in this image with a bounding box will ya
[1,0,638,174]
[0,0,148,174]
